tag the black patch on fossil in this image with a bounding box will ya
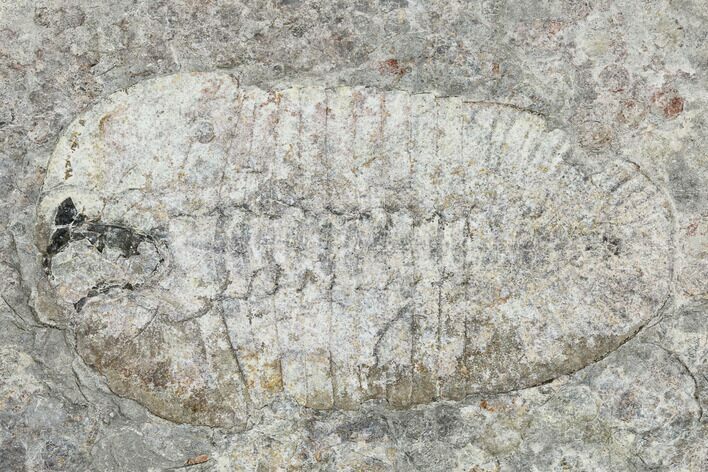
[46,227,71,256]
[73,282,135,312]
[45,201,164,312]
[54,197,85,226]
[44,199,164,289]
[47,223,152,258]
[73,224,148,257]
[46,200,156,259]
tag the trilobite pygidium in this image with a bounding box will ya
[36,73,671,428]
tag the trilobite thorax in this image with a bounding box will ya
[35,73,672,428]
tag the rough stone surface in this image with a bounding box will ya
[1,1,706,471]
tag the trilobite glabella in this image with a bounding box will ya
[35,73,671,428]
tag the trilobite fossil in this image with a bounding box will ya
[35,73,672,428]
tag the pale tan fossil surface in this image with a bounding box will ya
[1,2,706,471]
[36,72,673,430]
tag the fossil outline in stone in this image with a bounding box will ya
[34,73,672,428]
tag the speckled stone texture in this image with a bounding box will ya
[1,1,706,471]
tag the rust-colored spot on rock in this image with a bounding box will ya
[64,159,73,180]
[546,20,564,37]
[185,454,209,466]
[379,58,408,77]
[480,399,496,412]
[651,89,684,120]
[663,96,684,119]
[69,132,80,151]
[686,220,700,237]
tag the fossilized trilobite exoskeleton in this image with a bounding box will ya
[36,73,672,428]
